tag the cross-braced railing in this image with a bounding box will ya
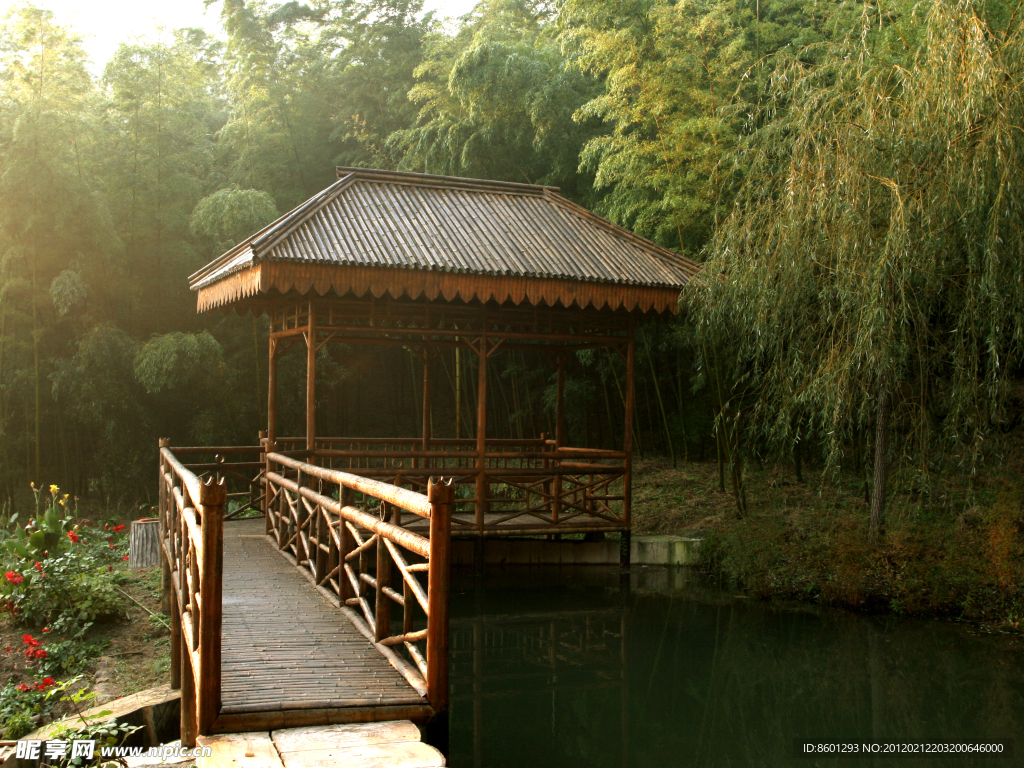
[157,441,225,744]
[264,452,454,712]
[273,436,627,536]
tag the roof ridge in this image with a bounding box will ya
[335,166,559,196]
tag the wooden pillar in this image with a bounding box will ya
[474,338,488,535]
[169,583,181,691]
[180,630,196,747]
[427,478,453,713]
[374,502,392,642]
[267,336,278,536]
[196,478,225,736]
[306,301,317,455]
[553,353,564,526]
[422,346,432,463]
[555,352,565,447]
[158,438,171,616]
[267,337,278,444]
[621,321,635,566]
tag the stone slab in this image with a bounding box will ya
[276,742,445,768]
[197,732,284,768]
[271,721,420,753]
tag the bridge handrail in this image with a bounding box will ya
[269,452,432,519]
[158,443,224,742]
[264,453,453,715]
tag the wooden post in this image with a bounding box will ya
[170,584,181,691]
[180,626,196,748]
[555,352,565,448]
[196,478,225,736]
[422,347,432,463]
[268,338,278,444]
[621,321,635,566]
[158,438,171,615]
[267,336,278,537]
[374,502,392,642]
[306,301,317,455]
[315,498,328,584]
[474,338,488,535]
[554,353,564,526]
[427,478,453,713]
[339,487,355,601]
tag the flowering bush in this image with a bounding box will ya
[0,678,56,739]
[0,484,129,625]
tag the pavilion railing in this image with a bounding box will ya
[169,444,267,520]
[264,452,454,713]
[158,444,226,742]
[273,436,627,536]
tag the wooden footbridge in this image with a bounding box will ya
[161,168,698,748]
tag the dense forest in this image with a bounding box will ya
[1,0,1022,552]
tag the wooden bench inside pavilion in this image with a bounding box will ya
[158,168,698,747]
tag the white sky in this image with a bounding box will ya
[1,0,480,72]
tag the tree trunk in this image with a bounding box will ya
[129,518,162,569]
[869,390,890,544]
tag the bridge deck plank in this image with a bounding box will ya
[221,519,424,715]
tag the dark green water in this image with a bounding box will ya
[447,567,1023,768]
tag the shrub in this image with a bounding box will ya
[0,677,59,739]
[0,485,128,626]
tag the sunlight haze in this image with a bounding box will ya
[0,0,479,71]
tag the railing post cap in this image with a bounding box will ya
[158,438,171,448]
[428,477,454,503]
[199,477,227,506]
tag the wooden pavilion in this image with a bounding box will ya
[159,168,697,745]
[189,167,698,557]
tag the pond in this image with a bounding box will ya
[447,566,1023,768]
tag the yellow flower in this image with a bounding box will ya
[49,484,59,495]
[29,482,35,489]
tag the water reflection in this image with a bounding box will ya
[448,567,1023,768]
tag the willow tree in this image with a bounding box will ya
[687,0,1024,540]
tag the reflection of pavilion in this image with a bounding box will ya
[451,608,629,768]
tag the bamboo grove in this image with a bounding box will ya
[2,0,1023,537]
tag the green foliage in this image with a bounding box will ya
[45,680,141,767]
[0,679,56,739]
[134,331,225,394]
[190,187,280,248]
[393,0,600,195]
[559,0,856,252]
[687,0,1024,502]
[0,484,128,625]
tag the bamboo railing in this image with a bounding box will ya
[158,440,225,743]
[264,452,454,713]
[273,436,628,536]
